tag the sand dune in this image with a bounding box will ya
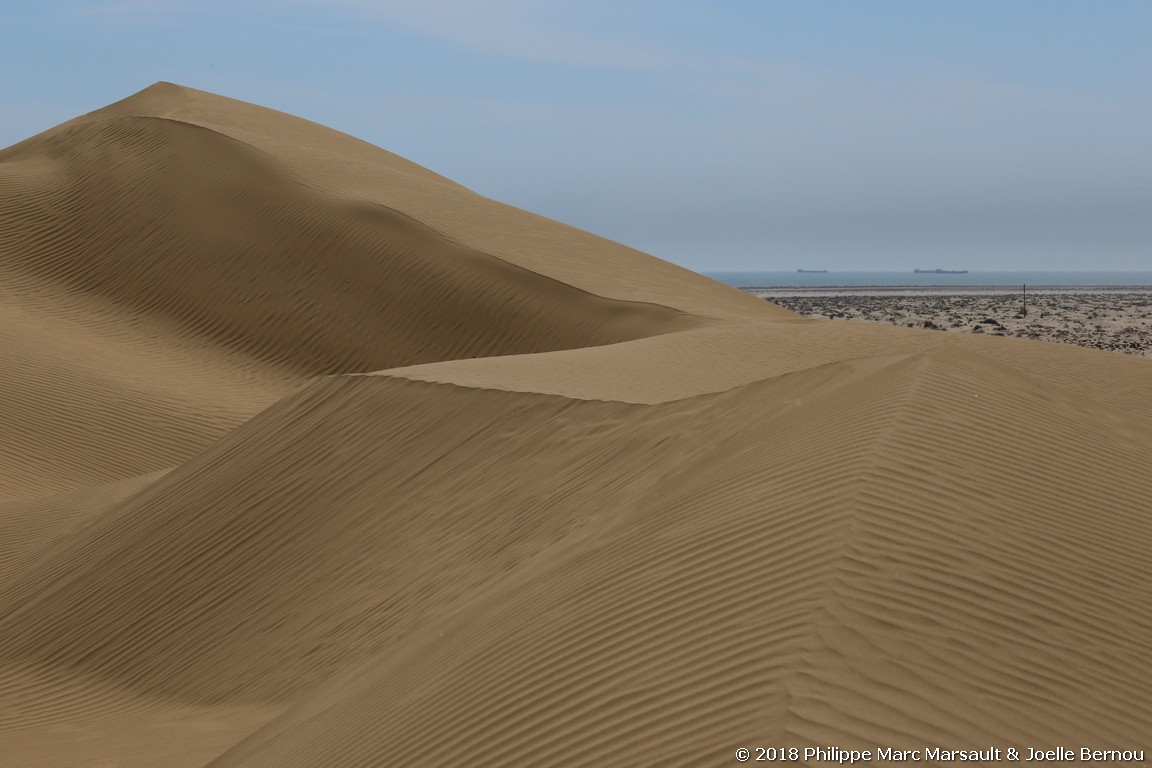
[1,83,1150,767]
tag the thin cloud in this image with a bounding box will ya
[66,0,181,17]
[288,0,679,70]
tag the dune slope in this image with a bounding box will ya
[1,84,1150,767]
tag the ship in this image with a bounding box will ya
[797,269,829,273]
[914,268,968,274]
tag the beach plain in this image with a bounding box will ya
[751,287,1151,357]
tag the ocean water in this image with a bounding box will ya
[704,271,1152,288]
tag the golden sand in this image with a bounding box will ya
[1,84,1150,767]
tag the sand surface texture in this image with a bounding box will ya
[1,84,1150,767]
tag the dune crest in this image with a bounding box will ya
[1,84,1150,766]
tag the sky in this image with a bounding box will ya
[2,1,1150,271]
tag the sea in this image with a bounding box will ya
[704,271,1152,288]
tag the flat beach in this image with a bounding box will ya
[749,286,1152,357]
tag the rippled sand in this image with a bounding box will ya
[2,84,1151,766]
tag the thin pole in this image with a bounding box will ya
[1022,283,1027,317]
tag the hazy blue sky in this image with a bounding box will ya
[3,1,1150,270]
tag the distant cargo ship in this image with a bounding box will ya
[797,269,829,273]
[914,268,968,274]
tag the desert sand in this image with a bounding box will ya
[1,84,1150,767]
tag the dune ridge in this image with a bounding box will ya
[1,83,1150,767]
